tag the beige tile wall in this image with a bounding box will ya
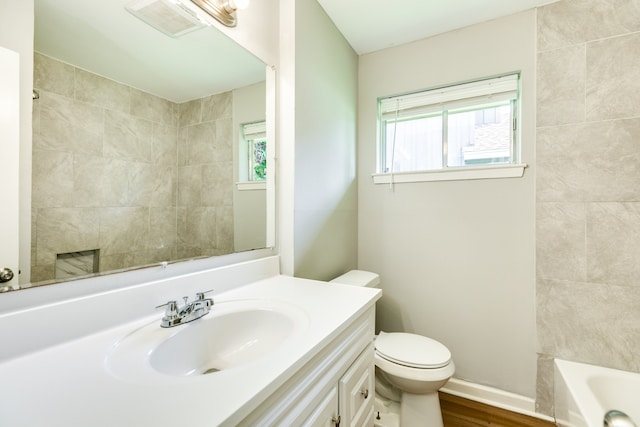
[32,53,233,283]
[176,92,234,259]
[535,0,640,414]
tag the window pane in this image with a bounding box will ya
[384,115,443,173]
[377,73,520,176]
[250,139,267,181]
[447,104,512,167]
[241,121,267,182]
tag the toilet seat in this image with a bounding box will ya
[375,332,451,369]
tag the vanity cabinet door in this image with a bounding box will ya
[302,385,339,427]
[237,308,376,427]
[339,344,375,427]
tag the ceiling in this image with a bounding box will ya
[35,0,558,103]
[34,0,265,103]
[318,0,558,55]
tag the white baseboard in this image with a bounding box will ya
[441,378,555,423]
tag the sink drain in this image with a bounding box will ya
[202,367,221,375]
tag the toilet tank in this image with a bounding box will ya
[330,270,380,288]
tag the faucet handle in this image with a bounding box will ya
[156,300,182,328]
[156,300,178,317]
[195,289,214,300]
[195,290,214,308]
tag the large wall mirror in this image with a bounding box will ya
[26,0,270,288]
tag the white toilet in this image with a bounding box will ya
[330,270,455,427]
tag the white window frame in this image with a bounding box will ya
[373,73,527,184]
[237,120,267,191]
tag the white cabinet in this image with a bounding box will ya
[303,346,374,427]
[338,346,374,427]
[303,386,339,427]
[239,307,375,427]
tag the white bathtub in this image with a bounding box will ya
[555,359,640,427]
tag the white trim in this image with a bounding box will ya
[265,65,276,249]
[0,47,20,291]
[242,120,267,138]
[236,181,267,191]
[372,163,527,184]
[441,378,555,423]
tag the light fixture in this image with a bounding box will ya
[189,0,249,27]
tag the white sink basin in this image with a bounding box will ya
[151,307,297,376]
[106,299,309,382]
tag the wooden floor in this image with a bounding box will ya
[440,392,557,427]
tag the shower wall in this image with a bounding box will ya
[31,53,233,283]
[176,91,234,259]
[535,0,640,414]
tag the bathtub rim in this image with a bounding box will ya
[554,358,639,427]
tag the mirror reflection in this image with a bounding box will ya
[28,0,268,286]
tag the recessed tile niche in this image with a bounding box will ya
[56,250,99,280]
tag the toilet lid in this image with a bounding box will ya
[375,331,451,369]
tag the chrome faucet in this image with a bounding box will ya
[156,290,214,328]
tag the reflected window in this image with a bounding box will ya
[241,121,267,181]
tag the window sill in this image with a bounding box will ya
[371,164,527,184]
[236,181,267,191]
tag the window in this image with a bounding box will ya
[376,73,524,183]
[241,121,267,181]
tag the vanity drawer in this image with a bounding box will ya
[301,386,339,427]
[339,343,374,427]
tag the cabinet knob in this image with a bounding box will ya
[360,388,369,399]
[331,415,341,426]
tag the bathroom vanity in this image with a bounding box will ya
[0,257,380,426]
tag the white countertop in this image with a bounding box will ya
[0,275,380,427]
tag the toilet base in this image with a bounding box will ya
[373,391,444,427]
[400,392,443,427]
[373,395,400,427]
